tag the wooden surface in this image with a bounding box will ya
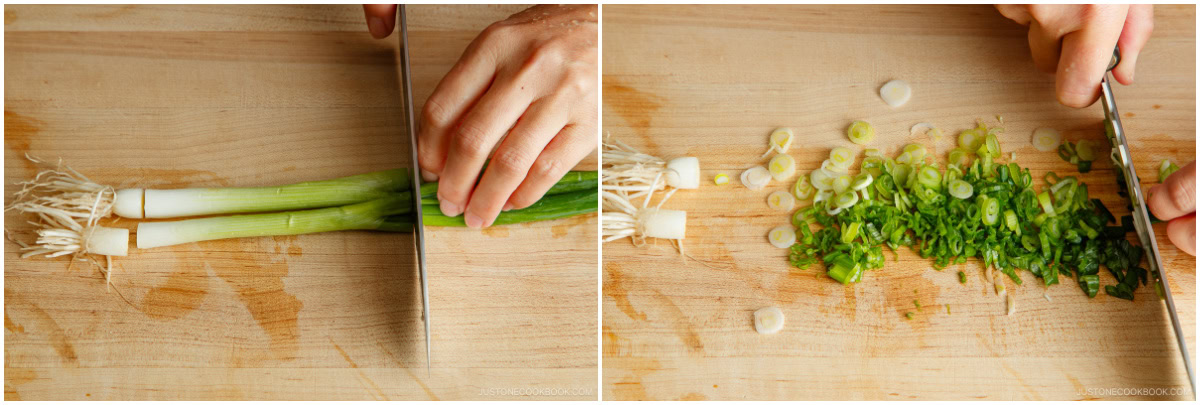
[4,5,597,400]
[602,4,1196,401]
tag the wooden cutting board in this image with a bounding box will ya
[602,4,1195,400]
[4,5,597,400]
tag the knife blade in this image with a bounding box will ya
[397,4,431,377]
[1100,46,1194,397]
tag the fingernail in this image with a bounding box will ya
[421,169,438,182]
[439,200,461,217]
[502,202,514,212]
[367,16,387,38]
[464,212,484,229]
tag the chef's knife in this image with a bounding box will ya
[1100,47,1194,397]
[397,4,431,377]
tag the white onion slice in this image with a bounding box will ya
[741,166,771,190]
[767,190,795,211]
[767,225,796,249]
[768,154,796,181]
[880,79,912,108]
[810,168,836,190]
[754,306,785,334]
[1031,127,1061,152]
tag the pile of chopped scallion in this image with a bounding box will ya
[786,120,1157,302]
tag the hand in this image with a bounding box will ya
[399,5,597,229]
[996,4,1154,108]
[1147,161,1196,256]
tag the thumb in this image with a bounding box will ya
[363,4,397,39]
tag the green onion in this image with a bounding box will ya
[947,148,971,168]
[948,179,973,199]
[834,191,859,209]
[917,166,942,190]
[851,173,874,190]
[984,133,1001,157]
[981,197,999,226]
[1160,159,1181,183]
[848,120,875,145]
[958,129,983,152]
[1037,191,1055,216]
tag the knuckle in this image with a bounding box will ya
[1168,177,1196,213]
[453,125,491,159]
[530,157,566,179]
[421,99,453,129]
[490,149,536,176]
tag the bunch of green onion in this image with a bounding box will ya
[9,166,597,256]
[788,121,1153,301]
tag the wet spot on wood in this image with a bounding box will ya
[603,79,664,138]
[5,313,25,333]
[679,392,707,400]
[482,226,510,238]
[94,167,230,189]
[208,239,304,361]
[5,110,42,173]
[17,301,78,365]
[1124,112,1136,118]
[649,288,703,353]
[550,214,591,238]
[1153,104,1162,109]
[141,270,209,320]
[5,368,36,385]
[604,263,648,322]
[4,9,16,25]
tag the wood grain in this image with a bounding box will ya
[602,4,1196,400]
[5,4,597,400]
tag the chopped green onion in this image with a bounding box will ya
[832,175,852,194]
[903,143,927,163]
[830,147,855,169]
[917,166,942,190]
[848,120,875,145]
[834,190,859,209]
[1075,139,1095,161]
[851,173,874,190]
[981,197,999,226]
[1037,191,1055,216]
[947,148,971,167]
[793,174,814,199]
[948,179,973,199]
[958,129,984,152]
[1160,159,1181,183]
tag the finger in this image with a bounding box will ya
[1166,214,1196,256]
[461,99,569,228]
[1147,161,1196,221]
[362,4,397,39]
[435,79,535,218]
[506,123,597,210]
[995,5,1033,26]
[1055,5,1128,108]
[1112,4,1154,85]
[1027,20,1066,75]
[417,34,503,181]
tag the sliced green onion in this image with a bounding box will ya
[1037,191,1055,216]
[810,168,836,190]
[1031,127,1061,152]
[821,159,849,174]
[851,173,874,190]
[903,143,927,163]
[1160,159,1181,183]
[1004,210,1020,235]
[895,151,914,165]
[841,222,861,244]
[947,148,971,168]
[832,175,852,194]
[864,148,882,158]
[830,147,855,169]
[793,174,814,199]
[848,120,875,145]
[958,129,983,152]
[714,173,730,185]
[984,133,1001,158]
[861,156,885,177]
[769,154,797,181]
[1075,139,1095,161]
[981,197,999,225]
[834,190,859,209]
[917,166,941,190]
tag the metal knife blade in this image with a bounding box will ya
[397,4,431,377]
[1100,47,1194,397]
